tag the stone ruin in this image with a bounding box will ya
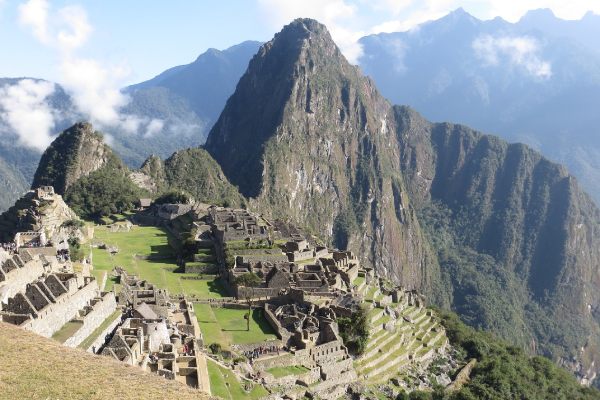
[209,207,269,243]
[0,186,82,246]
[198,206,362,302]
[0,244,116,346]
[251,290,357,398]
[102,269,209,392]
[115,268,170,318]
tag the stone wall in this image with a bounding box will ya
[63,292,117,347]
[236,286,281,299]
[0,257,45,301]
[18,279,100,337]
[85,311,122,353]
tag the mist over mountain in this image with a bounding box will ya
[358,8,600,203]
[0,42,261,211]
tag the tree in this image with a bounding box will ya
[154,190,191,205]
[235,273,262,331]
[337,305,370,355]
[65,166,144,219]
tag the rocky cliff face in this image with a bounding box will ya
[394,105,600,383]
[205,19,600,383]
[0,157,28,212]
[32,122,123,194]
[206,19,436,289]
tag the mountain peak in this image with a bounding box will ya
[520,8,557,22]
[445,7,477,22]
[205,18,356,197]
[268,18,338,54]
[32,122,121,194]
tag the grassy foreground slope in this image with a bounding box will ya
[0,322,211,400]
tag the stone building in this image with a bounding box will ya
[209,207,269,243]
[102,298,208,391]
[256,292,357,398]
[0,254,116,341]
[115,268,169,319]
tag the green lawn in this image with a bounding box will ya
[78,310,122,350]
[90,225,227,298]
[266,365,309,378]
[52,321,83,343]
[206,359,268,400]
[194,304,277,349]
[353,276,365,287]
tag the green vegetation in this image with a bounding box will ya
[51,321,82,343]
[163,148,245,208]
[32,122,111,194]
[194,304,276,349]
[434,310,600,400]
[338,305,370,355]
[68,237,84,262]
[418,201,587,363]
[61,219,85,229]
[65,166,145,219]
[90,225,226,298]
[206,358,268,400]
[235,272,262,289]
[154,190,191,205]
[266,365,309,378]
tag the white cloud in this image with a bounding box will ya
[56,5,92,51]
[0,79,56,151]
[18,0,50,44]
[18,0,91,51]
[472,34,552,78]
[17,0,164,142]
[59,57,130,126]
[144,119,164,137]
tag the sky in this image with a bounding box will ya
[0,0,599,151]
[1,0,600,85]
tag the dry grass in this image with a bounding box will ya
[0,322,213,400]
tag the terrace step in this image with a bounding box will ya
[362,347,410,380]
[369,308,385,324]
[411,311,428,325]
[369,315,392,335]
[357,334,407,371]
[360,330,398,360]
[368,358,410,383]
[405,307,422,320]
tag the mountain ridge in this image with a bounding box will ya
[205,18,600,385]
[206,18,436,291]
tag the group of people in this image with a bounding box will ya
[56,248,71,263]
[1,242,17,254]
[244,344,282,361]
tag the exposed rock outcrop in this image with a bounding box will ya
[0,187,79,243]
[206,19,436,290]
